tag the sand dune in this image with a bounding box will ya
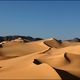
[0,37,80,79]
[44,38,62,48]
[0,39,49,59]
[34,45,80,79]
[0,49,61,79]
[62,40,80,47]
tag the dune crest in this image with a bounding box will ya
[0,36,80,79]
[44,38,62,48]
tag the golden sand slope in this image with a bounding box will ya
[61,40,80,47]
[0,40,49,59]
[44,38,61,48]
[0,38,80,79]
[0,52,61,79]
[35,45,80,78]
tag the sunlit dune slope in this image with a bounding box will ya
[0,51,61,79]
[0,37,80,79]
[0,39,49,59]
[61,40,80,47]
[35,45,80,78]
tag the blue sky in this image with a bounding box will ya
[0,1,80,40]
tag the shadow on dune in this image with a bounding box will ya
[64,52,71,63]
[33,59,42,65]
[33,59,80,80]
[53,67,80,80]
[0,44,3,48]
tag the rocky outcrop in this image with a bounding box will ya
[0,35,43,42]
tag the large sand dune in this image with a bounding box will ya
[0,37,80,80]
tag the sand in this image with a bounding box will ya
[0,38,80,80]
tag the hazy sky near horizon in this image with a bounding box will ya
[0,1,80,40]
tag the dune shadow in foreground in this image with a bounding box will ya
[33,59,80,80]
[53,67,80,80]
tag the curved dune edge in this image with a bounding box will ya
[0,38,80,79]
[0,39,49,60]
[33,45,80,79]
[0,51,61,79]
[43,38,62,48]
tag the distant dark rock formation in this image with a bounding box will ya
[0,35,43,42]
[0,36,4,42]
[64,38,80,42]
[53,38,62,44]
[72,38,80,42]
[1,35,80,43]
[34,38,43,41]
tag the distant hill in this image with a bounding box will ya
[64,38,80,42]
[1,35,80,43]
[0,35,43,42]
